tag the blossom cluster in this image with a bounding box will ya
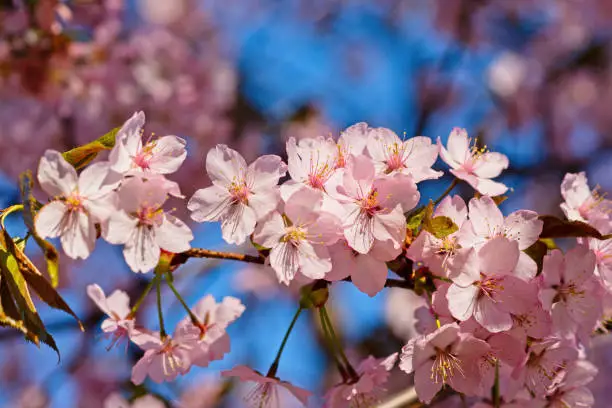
[31,111,612,407]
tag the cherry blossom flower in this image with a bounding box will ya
[560,172,612,223]
[188,145,286,245]
[86,284,136,349]
[109,111,187,176]
[221,365,311,408]
[438,128,509,196]
[509,303,553,341]
[458,195,543,280]
[447,237,537,332]
[130,329,196,385]
[366,127,442,182]
[512,338,578,397]
[281,136,339,201]
[406,195,478,280]
[323,353,397,407]
[103,176,193,273]
[326,239,393,297]
[539,245,603,342]
[35,150,118,259]
[253,188,340,284]
[327,155,419,254]
[333,122,370,169]
[543,360,597,408]
[579,218,612,289]
[103,393,166,408]
[399,323,490,403]
[174,295,245,367]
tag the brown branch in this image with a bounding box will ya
[173,248,266,265]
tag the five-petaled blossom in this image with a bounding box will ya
[438,128,509,196]
[174,295,245,367]
[327,155,419,254]
[253,188,340,284]
[131,329,196,385]
[222,365,312,408]
[323,353,397,407]
[560,172,612,223]
[399,323,490,403]
[35,150,118,259]
[87,284,136,349]
[103,176,193,273]
[188,144,286,245]
[109,111,187,176]
[446,237,537,332]
[367,127,442,182]
[539,245,603,342]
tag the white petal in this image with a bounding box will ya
[37,150,78,197]
[155,214,193,253]
[35,201,69,239]
[148,135,187,174]
[123,226,160,273]
[103,211,138,245]
[60,210,96,260]
[187,185,232,223]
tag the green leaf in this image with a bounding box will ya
[539,215,604,239]
[0,248,60,358]
[524,240,548,276]
[19,171,60,287]
[61,127,119,170]
[426,216,459,239]
[2,229,83,332]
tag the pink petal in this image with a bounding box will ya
[247,154,287,191]
[78,161,120,198]
[187,184,231,222]
[446,128,470,164]
[503,210,543,250]
[413,359,442,404]
[513,251,537,281]
[366,127,400,163]
[103,211,139,245]
[472,152,509,178]
[105,289,131,319]
[473,178,508,196]
[219,203,256,245]
[221,365,266,382]
[435,195,468,226]
[561,172,592,209]
[478,237,519,277]
[123,227,160,273]
[269,241,300,284]
[447,283,478,321]
[284,187,322,224]
[155,214,193,253]
[282,382,312,405]
[59,210,96,260]
[206,145,247,187]
[473,296,512,333]
[148,135,187,174]
[563,244,596,285]
[35,201,68,239]
[86,284,112,316]
[131,353,152,385]
[542,250,564,287]
[37,150,78,197]
[338,122,369,155]
[298,241,332,280]
[253,212,286,248]
[351,254,388,297]
[468,196,505,238]
[374,172,420,213]
[109,112,145,174]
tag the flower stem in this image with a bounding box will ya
[492,360,501,408]
[165,272,201,326]
[433,178,459,206]
[128,276,157,318]
[320,306,359,380]
[319,307,350,381]
[267,306,303,378]
[156,277,167,339]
